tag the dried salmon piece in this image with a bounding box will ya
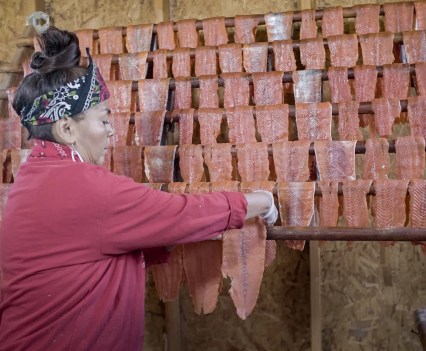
[355,4,380,35]
[211,181,239,192]
[144,145,177,183]
[408,96,426,138]
[327,34,359,68]
[272,40,296,72]
[341,180,372,227]
[112,146,143,182]
[277,181,315,251]
[199,75,219,108]
[187,182,210,194]
[256,104,289,143]
[0,184,12,222]
[0,150,6,183]
[299,38,326,69]
[102,148,112,170]
[134,110,165,146]
[11,149,31,179]
[75,29,97,57]
[415,63,426,96]
[371,97,401,137]
[172,48,191,78]
[198,108,224,145]
[202,17,228,46]
[226,106,257,144]
[118,52,148,80]
[318,181,339,227]
[252,72,283,106]
[338,101,362,141]
[156,21,176,50]
[322,7,344,38]
[167,182,187,193]
[403,30,426,64]
[144,183,164,190]
[0,118,22,150]
[395,136,425,180]
[98,27,123,54]
[176,19,199,48]
[409,180,426,228]
[92,54,112,81]
[359,32,395,66]
[107,80,133,113]
[314,140,356,181]
[292,70,322,103]
[242,43,268,73]
[176,108,194,145]
[236,142,269,182]
[125,24,153,53]
[219,43,243,73]
[415,2,426,30]
[109,112,131,147]
[265,12,293,41]
[234,15,259,44]
[327,67,352,103]
[152,49,170,79]
[382,64,410,99]
[195,46,218,76]
[204,144,233,181]
[383,2,414,33]
[222,72,250,108]
[300,9,317,39]
[272,141,310,182]
[353,65,378,102]
[138,78,170,112]
[179,144,204,182]
[174,77,192,109]
[295,102,332,141]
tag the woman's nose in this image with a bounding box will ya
[107,124,115,138]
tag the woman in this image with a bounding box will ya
[0,27,277,350]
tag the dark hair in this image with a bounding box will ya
[13,26,88,141]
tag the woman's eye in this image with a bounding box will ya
[102,120,110,125]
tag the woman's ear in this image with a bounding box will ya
[52,117,77,145]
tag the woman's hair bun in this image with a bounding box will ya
[30,26,81,74]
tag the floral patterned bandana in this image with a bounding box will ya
[19,49,110,128]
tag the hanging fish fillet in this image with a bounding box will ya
[272,140,311,182]
[382,64,410,99]
[93,54,113,81]
[125,24,153,53]
[172,48,191,78]
[112,146,143,182]
[383,2,414,33]
[408,96,426,138]
[145,183,165,191]
[204,144,233,182]
[292,70,322,103]
[174,77,192,109]
[11,149,31,179]
[327,67,352,103]
[321,7,344,38]
[177,108,194,145]
[415,63,426,96]
[1,92,22,149]
[156,21,176,50]
[371,97,401,137]
[198,108,224,145]
[265,12,293,41]
[222,73,251,108]
[234,15,259,44]
[252,72,283,106]
[255,104,289,143]
[300,9,317,39]
[409,180,426,254]
[327,34,359,68]
[75,29,97,57]
[242,43,268,73]
[363,138,390,180]
[226,106,257,144]
[134,111,165,146]
[179,144,205,182]
[102,149,112,171]
[338,101,362,141]
[395,136,425,180]
[402,30,426,64]
[107,80,133,113]
[118,52,148,80]
[138,78,170,112]
[152,49,170,79]
[341,180,372,227]
[299,38,326,69]
[353,65,378,102]
[202,17,228,46]
[144,145,177,183]
[415,2,426,30]
[317,181,339,227]
[355,4,380,35]
[272,40,297,72]
[176,19,199,48]
[236,142,269,182]
[98,27,123,54]
[109,112,131,147]
[0,184,12,223]
[199,75,219,108]
[219,43,243,73]
[359,32,395,66]
[295,102,332,141]
[195,46,218,76]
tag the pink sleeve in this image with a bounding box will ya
[100,175,247,255]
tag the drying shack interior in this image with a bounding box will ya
[1,0,426,350]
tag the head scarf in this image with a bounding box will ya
[19,49,110,129]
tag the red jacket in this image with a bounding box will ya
[0,141,247,350]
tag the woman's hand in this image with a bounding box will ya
[243,191,278,225]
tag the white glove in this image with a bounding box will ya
[254,190,278,226]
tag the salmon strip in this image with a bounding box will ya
[353,65,378,102]
[395,136,425,180]
[134,111,165,146]
[408,96,426,138]
[109,112,131,147]
[0,184,12,222]
[176,19,199,48]
[168,182,188,193]
[125,24,153,53]
[355,4,380,35]
[327,34,359,68]
[415,2,426,30]
[371,97,401,137]
[382,64,410,99]
[277,181,315,251]
[299,38,326,69]
[219,43,243,73]
[359,32,395,66]
[383,2,414,33]
[226,106,257,144]
[363,138,390,180]
[295,102,332,141]
[144,183,164,190]
[300,9,317,39]
[292,70,322,103]
[234,15,259,44]
[255,104,289,143]
[272,140,311,182]
[252,72,283,106]
[199,75,219,108]
[327,67,352,103]
[156,21,176,50]
[322,7,344,38]
[403,30,426,64]
[138,78,170,112]
[174,77,192,109]
[179,144,205,182]
[118,52,148,80]
[415,63,426,96]
[75,29,97,57]
[11,149,31,179]
[272,40,297,72]
[204,143,233,182]
[341,180,372,227]
[152,49,170,79]
[93,54,112,81]
[144,145,177,183]
[112,146,143,182]
[317,181,339,227]
[338,101,362,141]
[195,46,218,76]
[107,80,133,113]
[409,180,426,227]
[222,73,250,108]
[198,108,224,145]
[98,27,123,54]
[242,43,268,73]
[314,141,356,181]
[102,148,112,170]
[172,48,191,78]
[265,12,293,41]
[176,108,194,145]
[202,17,228,46]
[236,142,269,182]
[0,119,21,150]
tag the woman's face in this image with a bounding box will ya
[73,101,114,165]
